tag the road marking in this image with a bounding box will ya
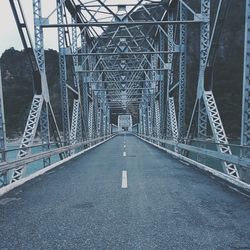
[227,185,250,198]
[123,151,126,157]
[46,170,56,175]
[123,133,126,144]
[124,144,126,148]
[180,160,190,166]
[122,170,128,188]
[0,197,21,205]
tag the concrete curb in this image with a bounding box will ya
[136,135,250,194]
[0,136,115,197]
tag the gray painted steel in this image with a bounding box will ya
[3,0,250,192]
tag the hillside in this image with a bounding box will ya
[0,48,60,138]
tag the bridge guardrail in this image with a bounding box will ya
[136,134,250,186]
[137,134,250,168]
[0,134,115,174]
[136,134,250,191]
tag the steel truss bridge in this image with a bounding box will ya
[0,0,250,248]
[0,0,250,200]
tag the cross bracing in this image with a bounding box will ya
[0,0,249,188]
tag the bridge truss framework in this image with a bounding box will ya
[0,0,250,186]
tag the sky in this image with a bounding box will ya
[0,0,62,56]
[0,0,143,56]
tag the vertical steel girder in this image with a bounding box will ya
[144,103,149,135]
[166,10,174,138]
[106,107,110,135]
[72,18,80,89]
[33,0,49,101]
[155,100,160,138]
[102,101,108,136]
[139,104,143,134]
[88,101,94,139]
[0,65,6,163]
[241,0,250,151]
[57,0,70,145]
[167,11,174,89]
[33,0,51,165]
[159,31,165,136]
[138,107,141,134]
[91,55,98,138]
[167,110,172,139]
[148,101,153,136]
[103,105,106,136]
[71,17,83,145]
[149,94,155,136]
[40,103,51,167]
[199,0,211,87]
[150,54,157,136]
[99,95,105,137]
[0,65,7,186]
[139,105,143,135]
[178,2,187,139]
[81,32,89,139]
[198,99,208,138]
[142,105,146,135]
[142,107,146,135]
[93,95,98,138]
[198,0,210,138]
[97,104,102,137]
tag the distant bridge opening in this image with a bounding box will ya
[118,115,132,132]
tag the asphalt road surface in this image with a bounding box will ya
[0,134,250,250]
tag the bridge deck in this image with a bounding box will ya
[0,134,250,250]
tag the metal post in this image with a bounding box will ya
[57,0,70,145]
[197,0,210,139]
[178,1,187,140]
[88,101,94,139]
[155,100,160,138]
[33,0,51,166]
[241,0,250,155]
[81,31,89,139]
[166,10,174,138]
[0,64,7,186]
[159,30,165,137]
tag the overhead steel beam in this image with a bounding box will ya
[78,69,168,73]
[41,20,204,28]
[66,51,178,56]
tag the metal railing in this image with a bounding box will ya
[136,134,250,185]
[0,134,115,175]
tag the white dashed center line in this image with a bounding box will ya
[122,170,128,188]
[123,151,126,157]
